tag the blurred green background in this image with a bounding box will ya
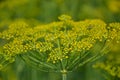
[0,0,120,80]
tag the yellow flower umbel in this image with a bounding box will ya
[93,43,120,79]
[93,23,120,79]
[0,15,119,77]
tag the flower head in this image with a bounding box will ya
[0,15,119,71]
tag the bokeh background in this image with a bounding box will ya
[0,0,120,80]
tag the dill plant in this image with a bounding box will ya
[93,50,120,80]
[0,15,119,80]
[93,23,120,80]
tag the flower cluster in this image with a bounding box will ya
[93,42,120,79]
[93,61,120,78]
[0,15,119,72]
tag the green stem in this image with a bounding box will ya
[61,70,67,80]
[62,73,67,80]
[31,69,37,80]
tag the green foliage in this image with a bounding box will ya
[0,0,120,22]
